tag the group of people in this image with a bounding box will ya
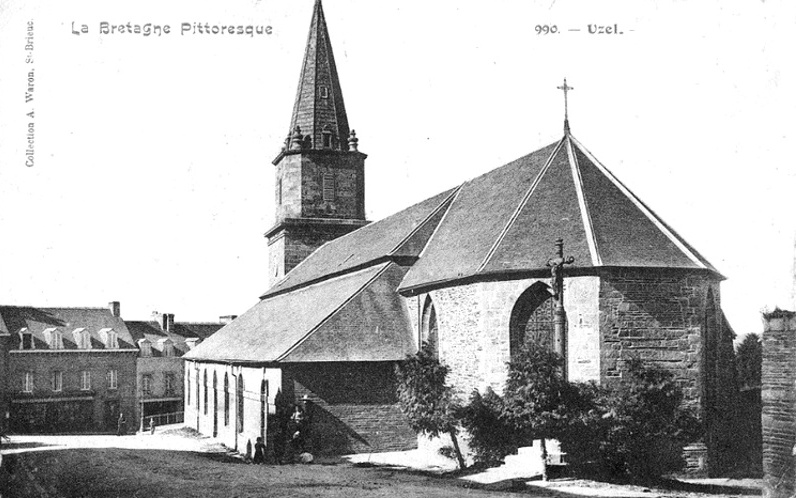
[252,404,310,465]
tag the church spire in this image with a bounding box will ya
[288,0,351,151]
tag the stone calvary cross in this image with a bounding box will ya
[547,238,575,379]
[557,78,574,133]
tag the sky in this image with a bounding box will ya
[0,0,794,339]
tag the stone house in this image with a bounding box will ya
[0,302,138,433]
[184,0,737,474]
[126,312,226,430]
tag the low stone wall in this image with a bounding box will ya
[762,309,796,498]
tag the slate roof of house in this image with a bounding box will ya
[184,262,415,363]
[0,306,137,350]
[126,321,224,356]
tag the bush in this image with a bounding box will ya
[563,359,701,480]
[458,388,518,465]
[395,343,465,468]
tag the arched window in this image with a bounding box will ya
[224,373,230,426]
[420,296,439,358]
[236,375,244,434]
[260,379,268,439]
[509,282,555,359]
[203,370,208,415]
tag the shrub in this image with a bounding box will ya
[563,359,701,480]
[458,388,518,465]
[395,343,465,468]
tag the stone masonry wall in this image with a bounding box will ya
[423,276,601,398]
[762,310,796,498]
[283,362,416,455]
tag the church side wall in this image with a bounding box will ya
[185,361,281,458]
[282,362,416,455]
[422,276,601,398]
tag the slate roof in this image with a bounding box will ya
[0,306,137,350]
[187,131,719,364]
[185,262,414,363]
[287,0,350,151]
[126,320,224,356]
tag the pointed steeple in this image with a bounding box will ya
[288,0,351,151]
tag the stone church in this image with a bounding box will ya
[184,0,736,473]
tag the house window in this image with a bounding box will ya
[163,341,175,357]
[105,330,119,349]
[108,369,118,390]
[81,371,91,391]
[23,372,34,393]
[52,371,63,392]
[224,373,230,426]
[20,329,33,349]
[78,329,91,349]
[142,374,152,396]
[322,172,335,201]
[139,341,152,357]
[48,329,64,350]
[165,373,175,396]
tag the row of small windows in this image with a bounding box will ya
[22,370,118,393]
[17,328,119,350]
[138,340,176,357]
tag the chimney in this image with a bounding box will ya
[166,313,175,332]
[219,315,238,325]
[108,301,121,317]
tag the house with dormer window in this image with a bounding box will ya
[0,301,138,433]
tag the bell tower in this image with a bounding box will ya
[266,0,368,288]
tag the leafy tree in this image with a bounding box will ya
[736,333,761,390]
[500,343,578,479]
[459,388,518,465]
[395,343,465,468]
[563,359,701,480]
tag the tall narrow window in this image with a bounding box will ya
[224,373,230,426]
[81,371,91,391]
[79,329,91,349]
[322,131,332,148]
[142,374,152,396]
[47,329,63,349]
[52,371,63,392]
[187,370,191,405]
[322,172,335,201]
[203,371,209,415]
[278,178,283,205]
[420,296,439,359]
[108,369,118,390]
[105,330,119,349]
[23,372,34,393]
[319,86,329,98]
[163,341,175,357]
[236,375,244,434]
[165,373,175,396]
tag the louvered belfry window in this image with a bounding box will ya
[322,172,335,201]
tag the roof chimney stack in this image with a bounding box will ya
[108,301,121,317]
[166,313,175,332]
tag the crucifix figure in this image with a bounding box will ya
[557,78,574,133]
[546,238,575,378]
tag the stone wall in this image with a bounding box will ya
[762,309,796,498]
[9,350,138,433]
[421,276,601,398]
[282,361,416,455]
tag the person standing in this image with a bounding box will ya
[117,413,126,436]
